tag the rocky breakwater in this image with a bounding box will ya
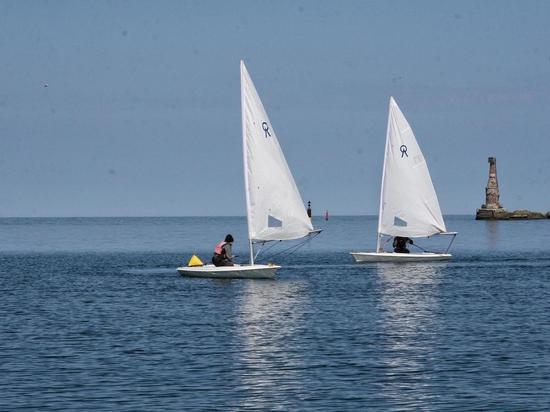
[476,208,549,220]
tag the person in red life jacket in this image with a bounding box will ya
[212,234,235,266]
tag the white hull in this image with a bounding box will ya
[350,251,452,263]
[177,263,280,279]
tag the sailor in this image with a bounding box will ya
[393,236,413,253]
[212,234,235,266]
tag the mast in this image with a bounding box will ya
[376,97,393,252]
[240,61,254,265]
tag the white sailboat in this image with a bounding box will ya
[351,97,456,263]
[178,61,319,279]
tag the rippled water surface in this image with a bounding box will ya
[1,216,549,410]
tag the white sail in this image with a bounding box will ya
[377,97,446,238]
[241,61,313,242]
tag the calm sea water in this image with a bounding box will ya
[1,216,549,411]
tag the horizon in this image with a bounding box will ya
[0,213,533,219]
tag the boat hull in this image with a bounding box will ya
[177,263,280,279]
[350,252,452,262]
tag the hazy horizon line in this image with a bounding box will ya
[0,214,477,219]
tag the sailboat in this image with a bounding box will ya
[351,97,457,262]
[178,61,320,278]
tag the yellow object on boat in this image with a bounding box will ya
[188,255,204,267]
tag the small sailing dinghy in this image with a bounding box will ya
[178,61,320,279]
[351,97,456,263]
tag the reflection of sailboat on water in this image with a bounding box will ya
[351,97,456,263]
[374,262,442,402]
[375,263,443,336]
[234,279,309,404]
[178,61,320,279]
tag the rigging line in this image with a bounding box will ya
[253,239,282,260]
[262,231,322,261]
[444,233,457,254]
[264,240,307,261]
[411,242,431,253]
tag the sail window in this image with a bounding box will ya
[394,216,408,227]
[268,215,282,228]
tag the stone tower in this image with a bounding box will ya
[476,157,507,219]
[483,157,501,209]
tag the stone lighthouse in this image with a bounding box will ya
[475,157,549,220]
[484,157,502,209]
[476,157,508,219]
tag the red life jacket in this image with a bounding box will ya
[214,241,226,255]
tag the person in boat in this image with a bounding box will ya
[212,234,235,266]
[393,236,413,253]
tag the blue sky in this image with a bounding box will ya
[1,0,549,217]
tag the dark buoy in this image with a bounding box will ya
[307,201,312,218]
[325,210,329,221]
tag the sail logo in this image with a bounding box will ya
[262,122,271,138]
[400,145,408,158]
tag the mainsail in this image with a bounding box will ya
[240,61,313,242]
[377,97,446,238]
